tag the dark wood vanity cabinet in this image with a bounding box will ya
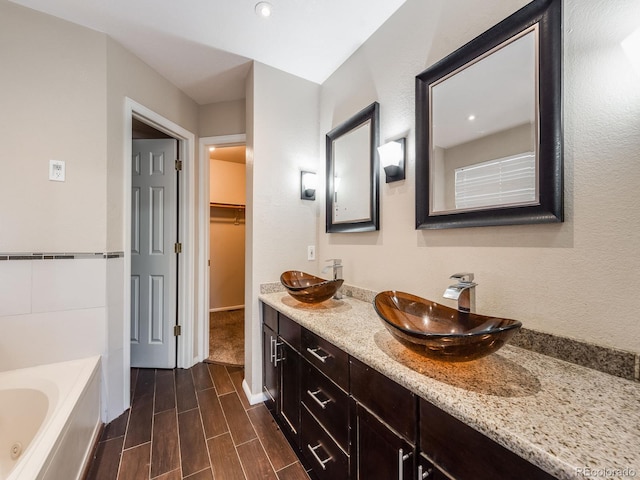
[261,303,301,444]
[420,399,556,480]
[261,302,557,480]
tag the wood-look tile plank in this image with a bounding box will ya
[208,363,235,395]
[197,388,228,439]
[132,369,155,404]
[101,410,129,441]
[175,367,198,413]
[118,442,150,480]
[276,462,311,480]
[124,391,153,448]
[152,468,181,480]
[154,370,176,413]
[86,436,124,480]
[247,404,298,471]
[151,409,180,478]
[228,369,251,410]
[191,362,214,391]
[207,433,246,480]
[236,438,278,480]
[219,393,257,446]
[184,468,214,480]
[178,408,210,476]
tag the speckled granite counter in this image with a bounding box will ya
[259,290,640,480]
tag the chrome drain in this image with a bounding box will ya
[10,442,23,460]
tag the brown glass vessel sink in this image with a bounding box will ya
[373,291,522,362]
[280,271,344,304]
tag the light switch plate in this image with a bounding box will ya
[49,160,65,182]
[307,245,316,261]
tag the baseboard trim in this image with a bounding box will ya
[210,305,244,313]
[242,379,267,405]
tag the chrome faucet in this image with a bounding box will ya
[322,258,343,299]
[443,273,477,313]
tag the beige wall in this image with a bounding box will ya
[318,0,640,353]
[245,62,321,396]
[199,99,246,138]
[0,0,107,253]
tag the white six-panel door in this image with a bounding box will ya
[131,139,178,368]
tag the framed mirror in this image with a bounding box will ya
[415,0,562,229]
[326,102,380,233]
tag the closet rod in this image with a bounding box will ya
[210,202,245,210]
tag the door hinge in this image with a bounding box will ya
[174,325,182,336]
[175,160,183,171]
[174,242,182,253]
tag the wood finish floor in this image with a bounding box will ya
[86,363,310,480]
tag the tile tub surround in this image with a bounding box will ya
[259,290,640,480]
[261,282,639,381]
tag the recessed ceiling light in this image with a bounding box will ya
[468,114,476,121]
[255,2,273,18]
[209,146,216,152]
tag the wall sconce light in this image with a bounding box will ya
[377,138,406,183]
[300,171,317,200]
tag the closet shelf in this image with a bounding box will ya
[210,202,245,210]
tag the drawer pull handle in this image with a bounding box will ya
[307,443,332,470]
[269,336,276,365]
[398,448,411,480]
[306,347,329,363]
[274,340,283,365]
[418,465,432,479]
[307,389,332,409]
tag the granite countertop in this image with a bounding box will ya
[259,289,640,480]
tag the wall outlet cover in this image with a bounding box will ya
[49,160,65,182]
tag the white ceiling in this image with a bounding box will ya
[9,0,407,105]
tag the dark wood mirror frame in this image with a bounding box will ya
[415,0,562,229]
[326,102,380,233]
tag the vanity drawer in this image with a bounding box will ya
[420,399,556,480]
[302,361,349,451]
[262,302,278,331]
[302,329,349,391]
[278,313,301,351]
[350,356,416,442]
[300,404,349,480]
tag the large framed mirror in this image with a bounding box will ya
[326,102,380,233]
[415,0,562,229]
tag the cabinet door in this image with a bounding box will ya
[356,403,415,480]
[280,341,301,445]
[262,323,278,412]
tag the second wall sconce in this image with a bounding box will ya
[300,171,317,200]
[377,138,406,183]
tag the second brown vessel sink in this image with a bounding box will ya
[373,290,522,362]
[280,271,343,304]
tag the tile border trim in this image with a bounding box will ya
[0,251,125,261]
[260,281,640,382]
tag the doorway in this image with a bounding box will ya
[130,119,179,369]
[206,144,246,366]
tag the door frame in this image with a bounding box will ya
[123,98,197,398]
[198,134,247,361]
